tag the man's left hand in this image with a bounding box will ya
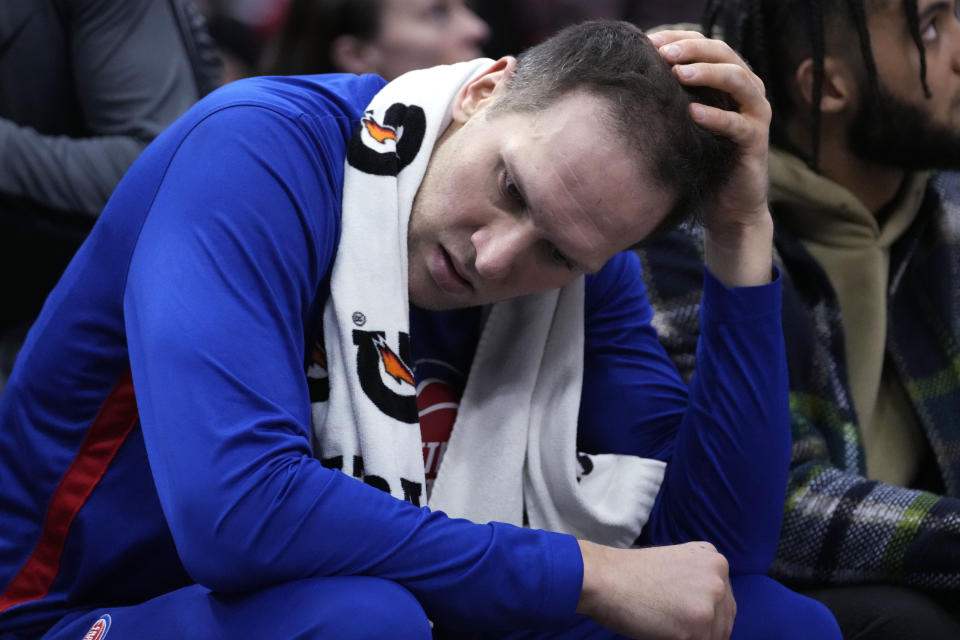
[650,29,774,288]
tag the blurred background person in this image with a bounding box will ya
[202,0,707,82]
[624,0,705,30]
[197,0,288,84]
[473,0,707,57]
[0,0,220,391]
[206,11,265,83]
[260,0,489,80]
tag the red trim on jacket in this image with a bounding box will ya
[0,369,139,612]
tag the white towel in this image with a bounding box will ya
[312,60,666,547]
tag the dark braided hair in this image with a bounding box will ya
[702,0,931,169]
[903,0,933,97]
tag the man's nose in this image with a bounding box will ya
[457,5,490,48]
[471,219,536,280]
[951,11,960,73]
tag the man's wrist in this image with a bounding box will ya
[576,539,613,618]
[703,209,775,288]
[576,539,600,616]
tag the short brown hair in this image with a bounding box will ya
[494,20,740,239]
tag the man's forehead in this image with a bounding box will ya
[495,90,671,248]
[516,152,667,258]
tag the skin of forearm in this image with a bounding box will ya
[703,210,775,288]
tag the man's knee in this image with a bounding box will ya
[731,574,841,640]
[307,576,432,640]
[38,578,432,640]
[207,576,431,640]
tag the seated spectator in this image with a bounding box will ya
[260,0,489,80]
[0,0,220,389]
[637,1,960,637]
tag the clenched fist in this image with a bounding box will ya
[577,540,736,640]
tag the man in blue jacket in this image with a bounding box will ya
[0,21,837,640]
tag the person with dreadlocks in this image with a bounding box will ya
[637,0,960,637]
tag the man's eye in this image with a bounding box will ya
[424,1,452,21]
[504,172,526,208]
[550,246,576,271]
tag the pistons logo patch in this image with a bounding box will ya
[419,378,458,491]
[347,103,426,176]
[82,614,111,640]
[353,329,418,423]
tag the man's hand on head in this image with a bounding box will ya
[650,29,775,288]
[576,540,736,640]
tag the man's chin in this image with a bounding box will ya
[410,297,473,311]
[848,88,960,171]
[850,139,960,172]
[408,283,478,311]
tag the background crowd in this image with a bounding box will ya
[4,0,960,638]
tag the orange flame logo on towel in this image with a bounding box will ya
[363,116,398,144]
[311,346,328,370]
[376,340,414,386]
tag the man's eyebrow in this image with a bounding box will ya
[505,155,591,272]
[918,1,951,21]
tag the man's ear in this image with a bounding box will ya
[450,56,518,124]
[795,56,855,114]
[330,34,380,75]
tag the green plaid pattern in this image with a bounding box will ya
[635,171,960,589]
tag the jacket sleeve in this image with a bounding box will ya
[778,450,960,588]
[635,226,960,590]
[0,0,209,216]
[123,104,582,632]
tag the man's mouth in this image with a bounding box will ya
[427,245,474,295]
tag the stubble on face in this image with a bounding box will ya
[846,0,960,170]
[406,119,479,311]
[848,80,960,170]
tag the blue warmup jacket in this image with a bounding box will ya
[0,74,789,636]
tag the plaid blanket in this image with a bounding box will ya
[636,170,960,589]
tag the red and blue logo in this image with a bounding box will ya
[82,614,111,640]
